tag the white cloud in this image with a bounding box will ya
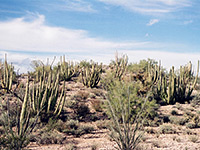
[147,19,159,26]
[58,0,96,13]
[184,20,193,25]
[0,14,198,73]
[0,14,151,53]
[98,0,191,15]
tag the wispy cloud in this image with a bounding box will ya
[147,19,159,26]
[98,0,191,15]
[49,0,96,13]
[183,20,193,25]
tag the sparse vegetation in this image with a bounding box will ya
[1,54,200,149]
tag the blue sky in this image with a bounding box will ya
[0,0,200,72]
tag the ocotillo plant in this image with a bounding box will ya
[59,55,79,81]
[30,66,66,121]
[0,54,14,92]
[81,61,103,88]
[110,53,128,81]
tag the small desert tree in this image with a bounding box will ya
[106,81,150,150]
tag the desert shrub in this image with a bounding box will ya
[62,121,94,137]
[95,120,110,129]
[186,122,197,129]
[190,94,200,107]
[105,80,152,150]
[189,135,199,143]
[35,130,66,144]
[169,116,188,125]
[64,144,77,150]
[105,80,158,122]
[73,91,89,101]
[65,119,79,130]
[148,117,162,127]
[91,99,103,112]
[159,124,176,134]
[79,124,94,134]
[76,103,90,118]
[145,128,157,134]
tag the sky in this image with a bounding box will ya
[0,0,200,73]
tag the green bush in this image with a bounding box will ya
[105,80,152,150]
[105,80,158,122]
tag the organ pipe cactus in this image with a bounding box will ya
[81,61,103,88]
[60,55,79,81]
[1,77,39,150]
[111,53,128,81]
[30,66,66,120]
[0,54,14,92]
[154,61,199,104]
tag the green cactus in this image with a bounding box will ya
[59,55,79,81]
[154,61,199,104]
[81,61,103,88]
[30,66,66,120]
[111,53,128,81]
[1,77,39,150]
[0,54,14,92]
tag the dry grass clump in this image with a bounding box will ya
[33,130,66,144]
[188,135,199,143]
[159,124,176,134]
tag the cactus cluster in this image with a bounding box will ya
[1,77,39,150]
[111,53,128,81]
[0,54,14,92]
[59,55,79,81]
[30,67,66,119]
[81,61,103,88]
[154,61,199,104]
[132,60,160,95]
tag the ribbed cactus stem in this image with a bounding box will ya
[54,79,65,115]
[19,77,29,136]
[8,64,13,90]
